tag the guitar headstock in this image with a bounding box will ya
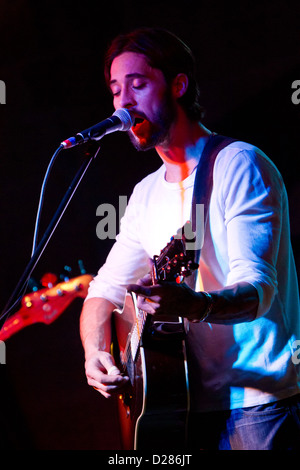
[0,274,93,341]
[153,223,198,283]
[21,274,93,324]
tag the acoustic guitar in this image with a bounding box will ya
[112,229,198,450]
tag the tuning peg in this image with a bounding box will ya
[27,277,41,292]
[60,265,72,282]
[78,259,86,274]
[40,273,58,288]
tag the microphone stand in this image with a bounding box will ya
[0,141,101,327]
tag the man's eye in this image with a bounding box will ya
[132,82,146,90]
[112,90,120,97]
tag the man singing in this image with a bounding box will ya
[80,27,300,450]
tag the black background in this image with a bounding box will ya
[0,0,299,450]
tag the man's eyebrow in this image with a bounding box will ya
[109,73,148,86]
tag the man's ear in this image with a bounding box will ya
[172,73,189,98]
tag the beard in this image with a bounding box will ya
[127,90,175,152]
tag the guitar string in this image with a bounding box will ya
[121,239,186,372]
[121,308,147,372]
[121,253,169,371]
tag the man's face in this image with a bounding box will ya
[109,52,175,151]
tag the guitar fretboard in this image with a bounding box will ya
[121,306,147,381]
[119,233,196,382]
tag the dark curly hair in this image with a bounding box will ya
[104,27,205,121]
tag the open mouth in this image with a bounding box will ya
[135,117,145,125]
[132,116,147,134]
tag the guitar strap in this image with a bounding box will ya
[186,133,237,288]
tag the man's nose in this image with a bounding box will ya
[119,88,136,109]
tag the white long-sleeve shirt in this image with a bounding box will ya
[86,141,300,411]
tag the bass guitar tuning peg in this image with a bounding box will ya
[78,259,87,274]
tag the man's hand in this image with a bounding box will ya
[127,274,206,322]
[85,350,129,398]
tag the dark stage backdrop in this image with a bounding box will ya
[0,0,299,450]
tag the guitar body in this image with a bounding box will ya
[113,292,190,450]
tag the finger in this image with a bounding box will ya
[107,365,120,375]
[138,296,160,307]
[93,386,111,399]
[98,352,121,376]
[86,364,123,386]
[105,367,129,384]
[128,284,153,297]
[137,297,160,314]
[137,273,152,286]
[94,372,127,386]
[137,292,161,305]
[88,376,110,393]
[89,380,112,399]
[87,375,126,395]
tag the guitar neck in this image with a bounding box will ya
[118,234,197,376]
[121,304,147,376]
[0,309,34,341]
[121,260,158,372]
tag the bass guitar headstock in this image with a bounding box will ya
[0,273,93,341]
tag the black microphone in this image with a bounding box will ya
[61,108,135,148]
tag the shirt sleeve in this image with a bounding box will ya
[218,147,284,317]
[85,186,150,307]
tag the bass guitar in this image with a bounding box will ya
[0,274,92,341]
